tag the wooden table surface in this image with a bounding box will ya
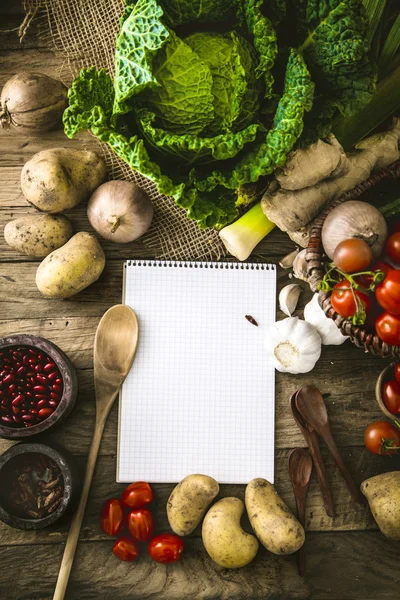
[1,4,400,599]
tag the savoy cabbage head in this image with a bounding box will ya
[63,0,375,229]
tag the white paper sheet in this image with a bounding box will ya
[118,260,276,484]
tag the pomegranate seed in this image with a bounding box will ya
[47,371,59,381]
[37,399,48,408]
[55,378,62,385]
[12,395,24,406]
[52,384,62,394]
[36,374,48,385]
[48,400,58,408]
[3,373,14,383]
[21,414,35,422]
[33,385,46,392]
[44,362,57,372]
[38,408,53,419]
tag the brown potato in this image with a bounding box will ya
[167,474,219,536]
[4,214,73,258]
[202,497,259,568]
[361,472,400,540]
[245,478,304,555]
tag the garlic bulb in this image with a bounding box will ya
[279,284,302,316]
[87,180,153,243]
[265,317,322,374]
[304,294,348,345]
[279,248,299,269]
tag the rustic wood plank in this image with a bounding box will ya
[0,532,399,600]
[1,448,399,546]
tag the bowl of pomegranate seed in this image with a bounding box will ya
[0,335,78,439]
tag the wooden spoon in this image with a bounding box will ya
[295,385,363,505]
[290,392,335,517]
[288,448,312,577]
[53,305,139,600]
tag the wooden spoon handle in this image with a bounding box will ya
[293,490,307,577]
[322,427,363,505]
[53,419,106,600]
[306,431,336,517]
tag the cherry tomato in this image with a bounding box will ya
[121,482,153,509]
[385,232,400,263]
[331,280,371,320]
[333,238,372,274]
[375,270,400,315]
[364,420,400,455]
[148,534,184,564]
[382,380,400,415]
[112,537,140,562]
[360,261,393,287]
[100,498,124,536]
[127,508,154,542]
[395,363,400,383]
[376,312,400,345]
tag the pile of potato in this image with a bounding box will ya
[167,474,305,568]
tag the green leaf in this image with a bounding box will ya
[184,31,263,134]
[191,48,314,191]
[63,68,115,138]
[240,0,279,99]
[159,0,234,27]
[333,64,400,149]
[362,0,387,46]
[378,14,400,77]
[113,0,170,117]
[141,31,215,135]
[137,108,264,164]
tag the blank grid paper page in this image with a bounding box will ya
[118,261,276,484]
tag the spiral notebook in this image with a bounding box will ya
[118,260,276,484]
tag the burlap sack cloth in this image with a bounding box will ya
[22,0,226,260]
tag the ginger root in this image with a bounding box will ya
[262,118,400,236]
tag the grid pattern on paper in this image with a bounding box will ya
[118,261,276,484]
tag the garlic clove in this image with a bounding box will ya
[279,248,299,269]
[279,284,302,316]
[293,249,308,282]
[304,293,348,345]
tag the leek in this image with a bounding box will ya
[219,202,275,261]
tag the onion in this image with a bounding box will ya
[87,180,153,243]
[321,201,387,260]
[0,72,67,132]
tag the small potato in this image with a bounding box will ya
[361,472,400,540]
[202,497,259,568]
[167,474,219,536]
[21,148,107,213]
[245,478,304,555]
[36,232,105,298]
[4,214,73,258]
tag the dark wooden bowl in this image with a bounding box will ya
[0,442,80,530]
[306,160,400,358]
[0,335,78,439]
[375,363,399,420]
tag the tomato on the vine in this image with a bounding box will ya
[375,270,400,315]
[364,420,400,455]
[121,481,153,509]
[385,232,400,264]
[112,537,140,562]
[127,508,154,542]
[375,312,400,345]
[100,499,124,536]
[382,380,400,415]
[395,363,400,383]
[331,280,371,321]
[148,534,184,564]
[333,238,372,274]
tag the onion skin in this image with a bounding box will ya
[0,72,67,132]
[321,201,388,260]
[87,181,153,244]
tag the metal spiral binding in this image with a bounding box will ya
[125,260,275,270]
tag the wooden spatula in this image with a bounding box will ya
[53,305,139,600]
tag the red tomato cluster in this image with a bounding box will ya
[99,481,184,563]
[330,231,400,345]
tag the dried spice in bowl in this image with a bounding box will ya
[2,453,64,519]
[0,442,79,530]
